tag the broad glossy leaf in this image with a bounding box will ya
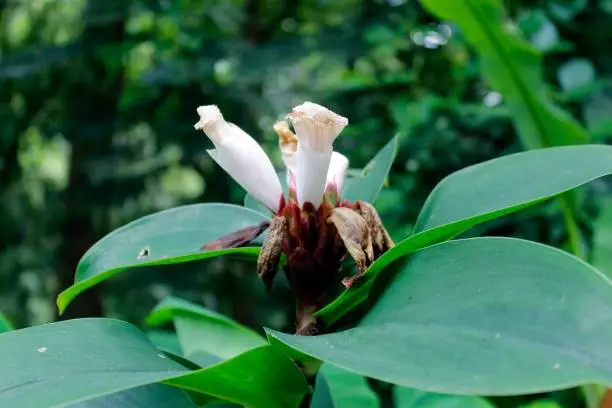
[274,238,612,394]
[0,318,308,408]
[394,387,494,407]
[310,364,379,408]
[319,145,612,325]
[0,312,13,333]
[57,203,268,314]
[68,384,197,408]
[164,345,309,408]
[343,136,398,204]
[420,0,588,149]
[146,297,265,359]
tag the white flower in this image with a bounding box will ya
[326,151,349,194]
[287,102,348,207]
[195,105,283,212]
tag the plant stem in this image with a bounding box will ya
[560,195,585,260]
[583,384,605,408]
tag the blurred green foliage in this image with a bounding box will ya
[2,0,612,405]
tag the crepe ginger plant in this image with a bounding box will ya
[195,102,394,336]
[9,103,612,408]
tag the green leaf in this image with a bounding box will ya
[272,238,612,394]
[163,345,309,408]
[318,145,612,325]
[394,387,494,408]
[57,203,269,314]
[145,297,265,359]
[420,0,589,149]
[310,364,380,408]
[68,384,197,408]
[0,312,14,333]
[0,318,308,408]
[146,330,183,357]
[343,136,398,204]
[244,193,273,216]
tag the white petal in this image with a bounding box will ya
[287,102,348,152]
[196,105,282,212]
[296,144,332,207]
[287,102,348,207]
[326,152,349,194]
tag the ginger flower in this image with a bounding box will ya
[287,102,349,207]
[197,102,393,336]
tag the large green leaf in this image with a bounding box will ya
[0,318,309,408]
[146,297,265,359]
[68,385,197,408]
[273,238,612,394]
[319,145,612,325]
[420,0,588,149]
[343,136,398,204]
[394,387,494,408]
[146,330,184,357]
[310,364,380,408]
[163,345,309,408]
[57,203,268,314]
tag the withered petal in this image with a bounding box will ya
[200,221,270,251]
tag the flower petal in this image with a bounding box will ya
[287,102,348,152]
[295,144,332,207]
[196,105,283,212]
[326,152,349,194]
[287,102,348,207]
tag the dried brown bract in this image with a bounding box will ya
[257,216,288,292]
[201,221,270,251]
[327,207,374,272]
[356,200,394,258]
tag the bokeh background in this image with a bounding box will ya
[1,0,612,405]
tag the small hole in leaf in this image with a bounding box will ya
[137,246,151,260]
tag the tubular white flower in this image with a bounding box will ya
[287,102,348,207]
[326,151,349,194]
[195,105,283,212]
